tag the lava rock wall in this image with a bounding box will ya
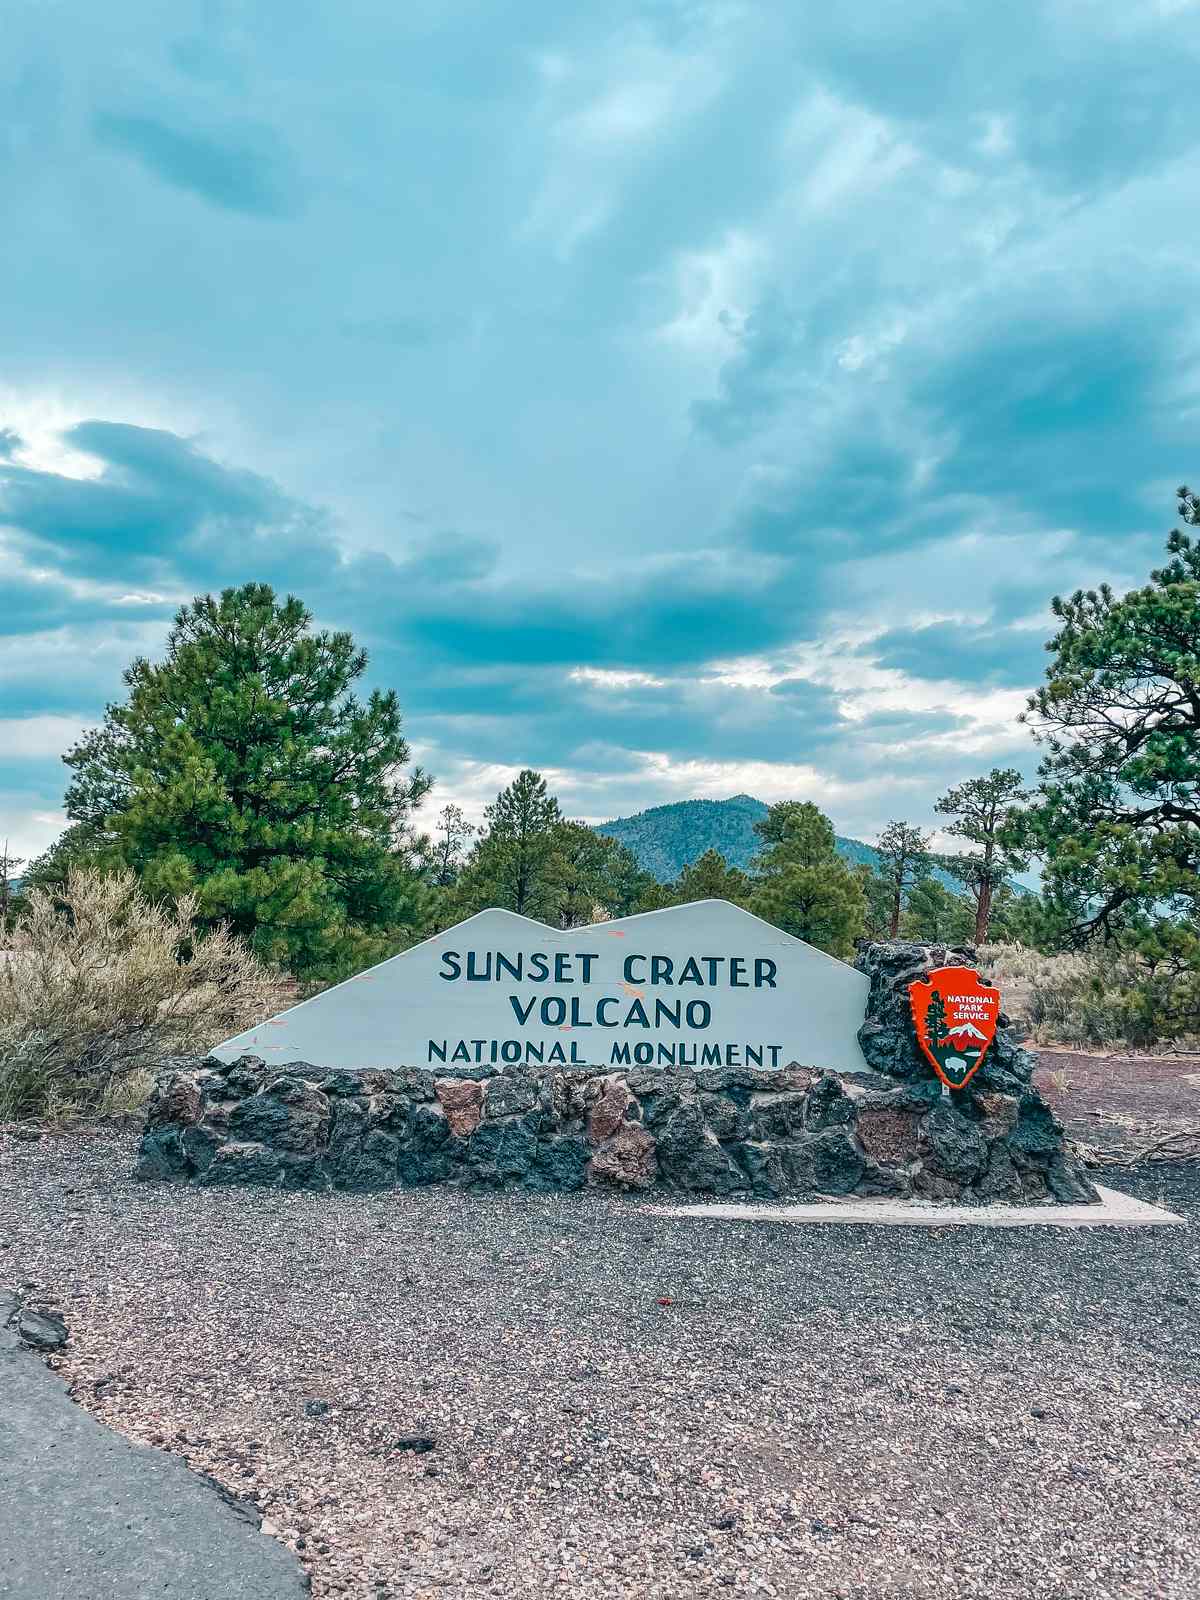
[135,940,1096,1204]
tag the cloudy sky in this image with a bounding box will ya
[3,0,1197,862]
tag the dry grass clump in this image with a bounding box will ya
[0,869,287,1121]
[980,941,1199,1051]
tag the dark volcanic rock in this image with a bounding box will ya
[466,1119,539,1186]
[13,1305,69,1352]
[329,1129,400,1190]
[747,1091,806,1141]
[790,1128,865,1195]
[230,1078,331,1153]
[134,942,1099,1204]
[199,1141,283,1188]
[527,1135,591,1192]
[919,1101,988,1186]
[654,1102,745,1194]
[134,1127,189,1181]
[803,1073,856,1132]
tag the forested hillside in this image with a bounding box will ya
[594,795,880,882]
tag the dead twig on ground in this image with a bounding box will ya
[1073,1127,1200,1168]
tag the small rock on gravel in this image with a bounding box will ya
[13,1306,69,1352]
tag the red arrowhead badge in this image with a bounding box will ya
[907,966,1000,1091]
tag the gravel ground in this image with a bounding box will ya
[1037,1052,1200,1154]
[1,1129,1198,1600]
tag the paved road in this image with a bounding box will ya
[0,1293,308,1600]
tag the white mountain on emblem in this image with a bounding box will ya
[945,1021,988,1042]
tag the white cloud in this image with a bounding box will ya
[410,749,579,828]
[655,229,767,360]
[569,666,667,690]
[0,386,203,480]
[0,807,65,862]
[974,114,1015,158]
[0,715,92,759]
[781,90,916,215]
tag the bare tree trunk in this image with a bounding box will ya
[974,879,993,945]
[889,888,901,939]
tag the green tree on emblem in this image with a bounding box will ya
[923,987,949,1054]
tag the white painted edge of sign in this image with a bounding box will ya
[643,1183,1186,1229]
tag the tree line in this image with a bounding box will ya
[4,491,1198,1029]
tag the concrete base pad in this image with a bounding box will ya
[646,1183,1185,1229]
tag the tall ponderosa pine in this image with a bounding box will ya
[935,768,1031,943]
[749,801,866,957]
[874,820,932,938]
[455,769,562,919]
[984,886,1072,952]
[666,848,752,908]
[856,865,894,940]
[455,771,650,925]
[1022,491,1200,964]
[432,804,475,887]
[544,821,649,928]
[60,584,431,978]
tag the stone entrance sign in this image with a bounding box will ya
[142,935,1101,1203]
[214,899,871,1073]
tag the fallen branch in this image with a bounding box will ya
[1073,1127,1200,1167]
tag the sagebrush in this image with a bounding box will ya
[0,869,286,1120]
[980,941,1200,1050]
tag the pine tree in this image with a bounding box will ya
[749,802,866,957]
[59,584,431,978]
[901,877,975,943]
[543,821,633,928]
[432,805,475,887]
[454,774,651,924]
[665,848,752,907]
[1022,491,1200,954]
[984,886,1071,951]
[935,769,1031,943]
[856,866,894,939]
[752,801,839,872]
[454,770,561,918]
[875,821,932,937]
[21,823,122,897]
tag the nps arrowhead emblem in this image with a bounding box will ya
[907,965,1000,1091]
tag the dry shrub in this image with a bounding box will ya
[0,868,287,1121]
[980,942,1200,1051]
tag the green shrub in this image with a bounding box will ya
[980,942,1200,1050]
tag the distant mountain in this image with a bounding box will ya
[593,794,958,889]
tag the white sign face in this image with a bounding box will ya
[214,899,870,1074]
